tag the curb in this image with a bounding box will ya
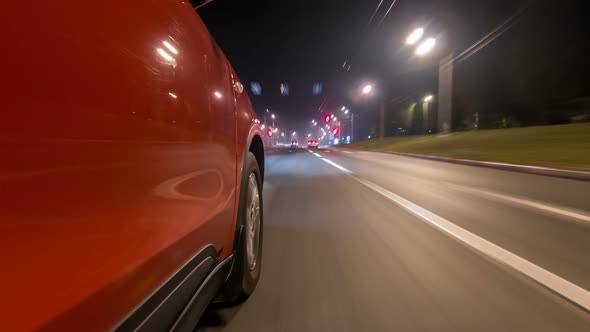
[348,150,590,182]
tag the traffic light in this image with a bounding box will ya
[324,114,331,124]
[332,127,339,135]
[267,129,274,137]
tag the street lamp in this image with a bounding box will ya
[423,95,434,133]
[415,38,436,56]
[341,106,354,142]
[362,84,373,95]
[406,28,424,45]
[403,25,452,133]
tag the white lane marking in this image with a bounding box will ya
[313,153,323,158]
[320,157,590,311]
[321,158,351,173]
[342,151,354,154]
[446,182,590,225]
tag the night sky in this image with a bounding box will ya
[199,0,589,135]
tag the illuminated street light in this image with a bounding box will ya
[271,114,275,119]
[292,131,296,136]
[362,84,373,95]
[333,117,337,121]
[406,28,424,45]
[341,106,346,111]
[424,95,434,102]
[307,133,311,138]
[344,109,349,114]
[415,38,436,56]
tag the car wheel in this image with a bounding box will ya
[216,152,262,304]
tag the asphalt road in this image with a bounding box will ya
[198,147,590,331]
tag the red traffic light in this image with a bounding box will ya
[332,127,339,135]
[267,129,274,137]
[324,114,331,124]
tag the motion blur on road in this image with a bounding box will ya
[198,146,590,331]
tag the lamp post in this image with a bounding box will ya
[405,27,453,133]
[341,106,355,143]
[423,95,434,133]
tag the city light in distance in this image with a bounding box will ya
[424,95,434,102]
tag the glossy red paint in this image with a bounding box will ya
[0,1,261,330]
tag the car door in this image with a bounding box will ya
[0,1,237,330]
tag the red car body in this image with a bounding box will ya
[0,1,263,330]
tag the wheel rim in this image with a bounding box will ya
[245,173,260,271]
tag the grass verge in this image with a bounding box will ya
[348,123,590,172]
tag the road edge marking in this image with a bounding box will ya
[321,158,351,173]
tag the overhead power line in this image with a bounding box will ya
[443,4,530,69]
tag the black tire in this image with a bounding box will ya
[216,152,263,304]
